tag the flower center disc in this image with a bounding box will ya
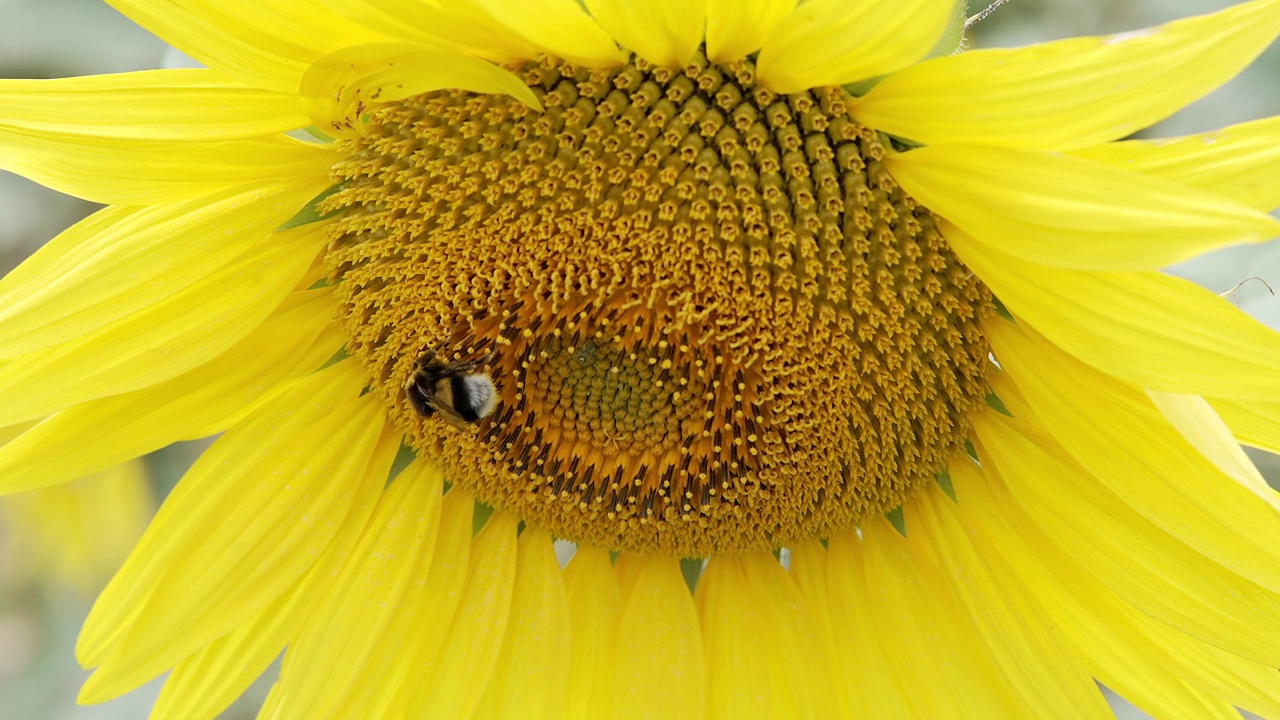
[324,54,993,555]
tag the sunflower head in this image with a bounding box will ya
[323,50,993,554]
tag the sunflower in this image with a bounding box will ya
[4,0,1280,717]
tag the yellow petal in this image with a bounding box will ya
[148,463,387,720]
[562,546,622,720]
[885,144,1280,271]
[0,179,329,357]
[473,529,571,720]
[822,532,911,718]
[321,0,540,64]
[851,0,1280,150]
[299,43,540,139]
[756,0,954,93]
[357,487,474,719]
[910,489,1115,719]
[412,512,518,717]
[948,459,1276,720]
[972,407,1280,666]
[0,69,306,140]
[76,362,374,668]
[585,0,707,68]
[613,554,706,720]
[1211,396,1280,456]
[0,130,334,205]
[696,553,836,720]
[263,461,444,719]
[0,224,326,427]
[106,0,388,92]
[991,321,1280,593]
[705,0,795,63]
[945,223,1280,401]
[81,404,394,703]
[860,519,1023,717]
[471,0,625,67]
[0,289,337,494]
[785,541,854,720]
[1071,116,1280,213]
[1146,390,1271,496]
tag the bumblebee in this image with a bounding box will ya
[406,354,498,426]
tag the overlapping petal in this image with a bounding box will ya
[0,180,330,357]
[0,289,338,493]
[945,223,1280,401]
[106,0,389,92]
[585,0,707,68]
[613,555,705,720]
[78,363,394,700]
[299,43,540,138]
[851,0,1280,150]
[886,144,1280,272]
[948,458,1280,719]
[473,529,571,719]
[705,0,795,63]
[562,546,622,720]
[972,402,1280,667]
[0,130,334,205]
[473,0,625,67]
[0,224,327,426]
[756,0,954,93]
[1072,116,1280,213]
[264,461,444,719]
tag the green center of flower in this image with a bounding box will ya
[321,53,994,555]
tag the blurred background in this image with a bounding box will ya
[0,1,1277,718]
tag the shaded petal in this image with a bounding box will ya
[410,512,518,717]
[860,520,1024,717]
[910,488,1115,718]
[886,144,1280,271]
[264,461,444,718]
[473,529,572,719]
[0,130,334,206]
[822,532,911,718]
[300,43,540,139]
[0,180,330,357]
[851,0,1280,150]
[472,0,625,67]
[585,0,707,68]
[705,0,795,63]
[948,458,1280,720]
[972,401,1280,666]
[106,0,388,92]
[990,321,1280,593]
[356,488,474,719]
[562,546,622,720]
[756,0,954,93]
[1071,116,1280,213]
[0,69,306,140]
[613,554,705,720]
[0,289,338,494]
[0,224,327,426]
[946,223,1280,400]
[78,363,393,700]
